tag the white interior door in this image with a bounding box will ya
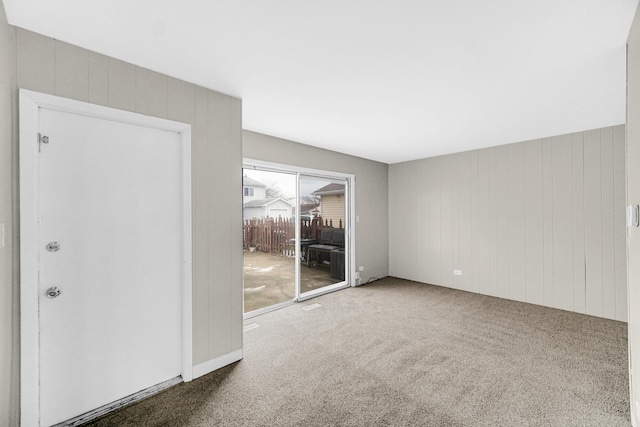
[36,108,185,426]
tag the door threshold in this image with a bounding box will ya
[243,282,351,319]
[53,376,182,426]
[299,281,350,301]
[243,299,296,319]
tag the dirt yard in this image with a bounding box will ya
[243,251,338,312]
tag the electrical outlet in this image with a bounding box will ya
[359,266,364,271]
[453,269,462,276]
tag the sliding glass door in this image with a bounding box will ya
[242,165,351,315]
[242,169,297,313]
[299,175,348,298]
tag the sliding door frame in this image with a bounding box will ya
[242,158,356,317]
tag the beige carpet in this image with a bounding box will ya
[88,277,630,426]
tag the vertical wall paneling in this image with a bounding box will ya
[408,161,422,280]
[457,152,473,291]
[417,160,429,281]
[87,52,109,106]
[192,86,210,364]
[167,78,196,124]
[571,133,586,313]
[488,148,499,296]
[397,164,412,278]
[524,140,544,305]
[388,125,626,321]
[495,146,510,299]
[429,159,442,286]
[107,59,136,112]
[207,91,233,358]
[476,149,491,295]
[388,166,406,277]
[387,168,398,275]
[470,151,480,293]
[542,138,555,307]
[230,97,243,351]
[600,127,616,319]
[135,67,168,119]
[584,129,604,317]
[507,143,526,302]
[397,162,413,279]
[551,134,574,311]
[451,156,460,289]
[440,156,454,288]
[54,41,89,102]
[16,30,55,93]
[613,125,627,321]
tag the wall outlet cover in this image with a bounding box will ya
[453,269,463,275]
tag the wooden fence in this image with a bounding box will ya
[243,216,343,255]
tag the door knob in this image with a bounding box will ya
[45,286,61,299]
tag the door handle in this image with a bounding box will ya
[45,286,61,299]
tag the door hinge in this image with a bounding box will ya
[38,132,49,152]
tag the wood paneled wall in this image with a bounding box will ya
[389,126,626,321]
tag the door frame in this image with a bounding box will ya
[19,89,193,426]
[242,158,356,316]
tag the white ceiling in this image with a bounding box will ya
[3,0,638,163]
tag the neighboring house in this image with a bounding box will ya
[312,183,345,227]
[243,198,294,220]
[243,175,266,203]
[243,175,294,219]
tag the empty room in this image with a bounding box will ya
[2,1,640,426]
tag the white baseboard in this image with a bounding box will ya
[192,349,243,379]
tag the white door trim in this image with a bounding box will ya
[19,89,193,426]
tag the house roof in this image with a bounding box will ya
[243,176,266,188]
[243,198,294,208]
[312,183,345,196]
